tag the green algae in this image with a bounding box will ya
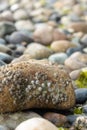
[74,107,83,115]
[75,68,87,88]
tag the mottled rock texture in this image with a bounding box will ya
[0,60,75,113]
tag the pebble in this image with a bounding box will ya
[43,112,67,127]
[24,43,53,59]
[67,115,79,125]
[15,20,34,31]
[9,31,33,44]
[0,10,14,22]
[51,40,76,53]
[48,53,68,64]
[0,21,16,37]
[15,118,58,130]
[0,44,12,55]
[66,47,82,56]
[33,25,53,45]
[69,69,81,80]
[0,112,41,129]
[49,12,61,22]
[68,22,87,33]
[65,52,87,70]
[0,52,13,63]
[80,34,87,47]
[13,9,28,20]
[33,26,67,45]
[75,88,87,104]
[0,0,86,129]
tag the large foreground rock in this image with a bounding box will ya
[0,60,75,113]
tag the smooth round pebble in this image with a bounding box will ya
[49,53,68,64]
[51,40,76,53]
[9,31,33,44]
[0,44,12,55]
[15,118,58,130]
[0,52,13,63]
[69,69,81,80]
[75,88,87,104]
[68,22,87,33]
[24,43,53,59]
[43,112,67,127]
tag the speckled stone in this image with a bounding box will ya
[24,43,53,59]
[74,116,87,130]
[0,59,75,113]
[51,40,76,53]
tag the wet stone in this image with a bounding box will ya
[0,52,13,63]
[75,88,87,104]
[0,21,16,37]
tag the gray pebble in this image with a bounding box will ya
[75,88,87,104]
[49,53,68,64]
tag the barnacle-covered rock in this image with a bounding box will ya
[0,60,75,113]
[74,116,87,130]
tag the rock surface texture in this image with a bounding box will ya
[0,60,75,113]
